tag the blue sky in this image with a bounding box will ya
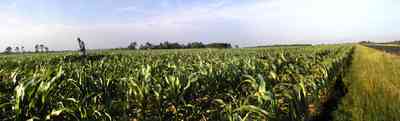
[1,0,400,51]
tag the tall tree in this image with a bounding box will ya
[187,42,205,48]
[206,43,232,48]
[15,47,20,53]
[44,47,49,52]
[35,44,39,52]
[39,44,45,52]
[21,46,25,53]
[4,46,12,53]
[140,42,153,49]
[128,42,137,49]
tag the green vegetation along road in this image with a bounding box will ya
[333,45,400,121]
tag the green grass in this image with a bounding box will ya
[366,43,400,47]
[333,45,400,121]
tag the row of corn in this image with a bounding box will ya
[0,45,353,121]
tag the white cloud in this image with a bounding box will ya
[2,0,400,51]
[115,6,140,13]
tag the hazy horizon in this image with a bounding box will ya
[1,0,400,51]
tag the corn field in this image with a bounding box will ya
[0,46,353,121]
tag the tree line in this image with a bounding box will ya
[4,44,50,54]
[3,40,237,54]
[127,41,236,50]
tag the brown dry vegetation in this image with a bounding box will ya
[333,45,400,121]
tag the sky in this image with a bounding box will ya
[0,0,400,51]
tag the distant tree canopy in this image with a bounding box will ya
[14,47,20,53]
[187,42,206,48]
[35,44,40,52]
[34,44,50,53]
[3,46,28,54]
[128,41,233,50]
[4,46,12,53]
[359,41,375,44]
[205,43,232,48]
[2,44,50,54]
[128,42,137,49]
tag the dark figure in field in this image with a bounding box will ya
[77,37,87,56]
